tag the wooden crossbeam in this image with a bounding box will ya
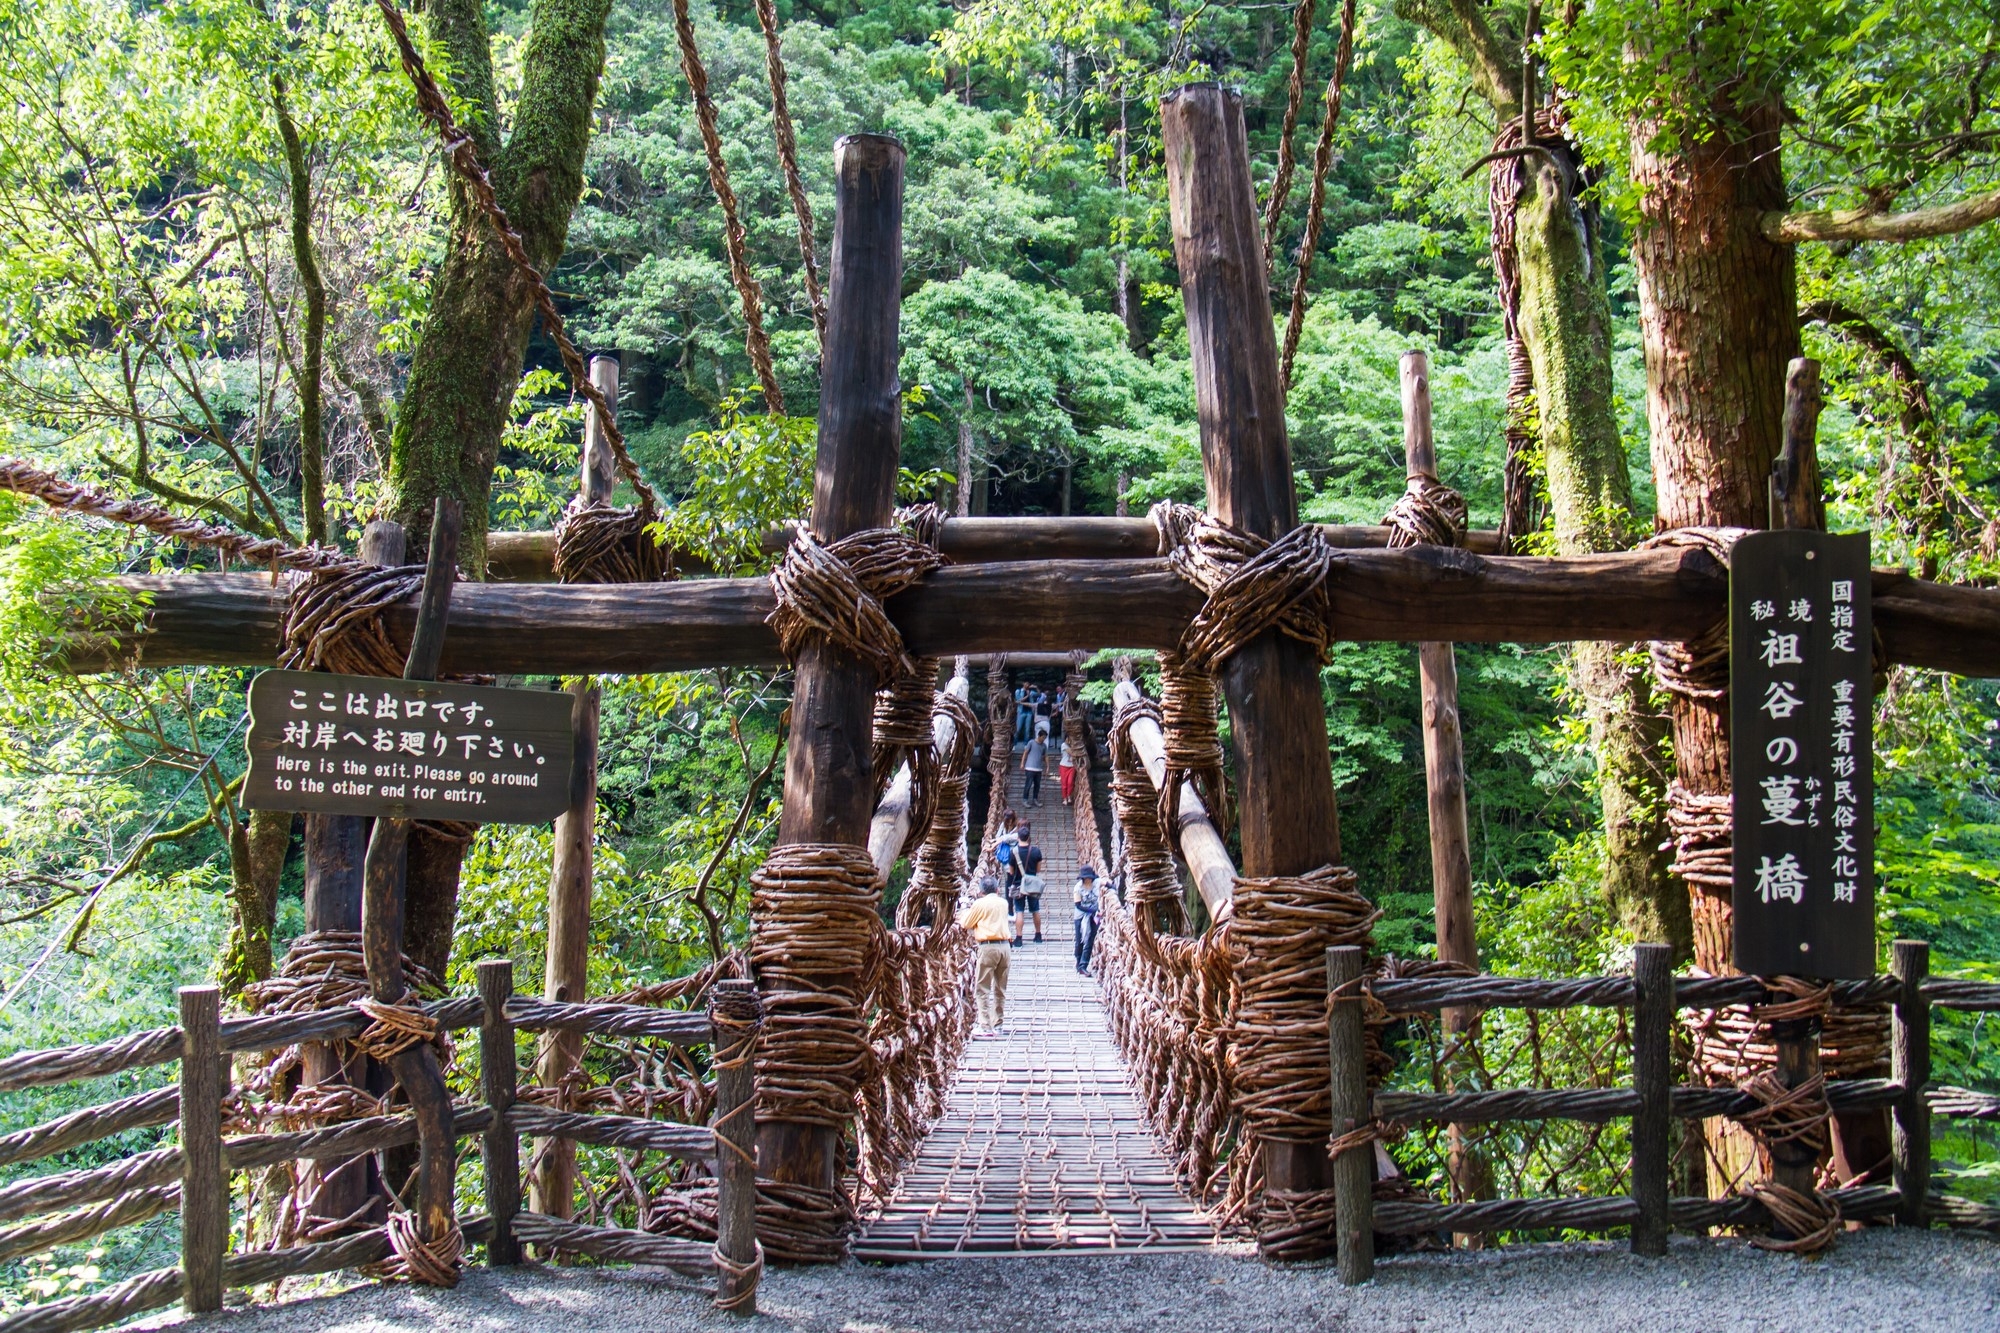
[62,548,2000,678]
[483,516,1506,580]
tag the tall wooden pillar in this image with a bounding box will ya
[532,354,618,1218]
[299,519,404,1228]
[1161,83,1344,1234]
[758,132,906,1195]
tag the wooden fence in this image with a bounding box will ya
[1325,939,2000,1283]
[0,962,761,1333]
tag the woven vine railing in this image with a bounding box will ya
[0,968,763,1333]
[1324,939,2000,1283]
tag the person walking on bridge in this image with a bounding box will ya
[1014,835,1046,944]
[958,876,1013,1034]
[1022,731,1048,806]
[1072,865,1100,974]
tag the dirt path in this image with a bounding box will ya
[138,1229,1996,1332]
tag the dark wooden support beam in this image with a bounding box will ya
[299,518,403,1229]
[65,551,2000,678]
[358,499,462,1256]
[757,132,906,1211]
[1163,82,1341,1254]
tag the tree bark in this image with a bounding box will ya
[1630,95,1798,976]
[1513,154,1683,953]
[386,0,614,570]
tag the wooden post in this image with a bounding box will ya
[712,979,762,1315]
[1163,82,1347,1245]
[1401,350,1486,1217]
[532,677,601,1220]
[1767,1013,1824,1225]
[580,355,620,505]
[1892,938,1931,1227]
[478,959,522,1265]
[759,132,906,1199]
[1770,357,1824,532]
[178,985,225,1313]
[1326,945,1372,1284]
[300,519,405,1227]
[1630,943,1673,1255]
[359,498,462,1253]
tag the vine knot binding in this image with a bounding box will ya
[1382,475,1469,549]
[1153,502,1338,674]
[766,527,944,686]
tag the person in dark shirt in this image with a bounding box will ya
[1022,733,1048,806]
[1014,839,1046,943]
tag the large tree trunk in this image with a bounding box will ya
[382,0,613,982]
[1512,154,1683,953]
[1630,98,1797,976]
[387,0,614,572]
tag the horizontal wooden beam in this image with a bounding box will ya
[483,517,1508,581]
[59,547,2000,679]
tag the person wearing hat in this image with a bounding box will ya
[1072,865,1101,975]
[957,876,1014,1033]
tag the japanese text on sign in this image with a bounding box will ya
[243,670,574,824]
[1730,530,1874,978]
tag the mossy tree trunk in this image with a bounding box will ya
[385,0,615,972]
[1402,0,1679,951]
[387,0,614,574]
[1512,157,1685,954]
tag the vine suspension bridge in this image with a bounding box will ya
[0,86,1998,1333]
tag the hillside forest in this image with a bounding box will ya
[2,0,1999,1301]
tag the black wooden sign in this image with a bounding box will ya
[243,669,573,824]
[1730,530,1874,978]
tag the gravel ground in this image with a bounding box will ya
[136,1229,1997,1333]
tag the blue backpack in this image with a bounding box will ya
[996,842,1014,866]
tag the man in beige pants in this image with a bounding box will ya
[958,875,1013,1034]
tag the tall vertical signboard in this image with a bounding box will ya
[1730,531,1874,978]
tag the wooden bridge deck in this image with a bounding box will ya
[855,758,1221,1259]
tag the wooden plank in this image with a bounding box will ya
[1630,942,1672,1256]
[1893,939,1931,1227]
[63,552,2000,679]
[177,986,224,1315]
[711,980,760,1315]
[535,680,600,1221]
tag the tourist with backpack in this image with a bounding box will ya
[1014,837,1046,944]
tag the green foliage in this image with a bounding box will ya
[663,392,817,573]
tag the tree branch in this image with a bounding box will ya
[1763,185,2000,244]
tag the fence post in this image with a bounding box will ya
[1892,939,1931,1227]
[711,978,763,1315]
[1326,945,1372,1285]
[1630,943,1672,1255]
[178,985,226,1313]
[478,959,522,1265]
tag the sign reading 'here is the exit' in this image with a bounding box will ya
[243,669,573,824]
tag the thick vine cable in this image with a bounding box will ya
[754,0,826,346]
[371,0,661,515]
[1260,0,1320,267]
[1278,0,1358,393]
[673,0,787,415]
